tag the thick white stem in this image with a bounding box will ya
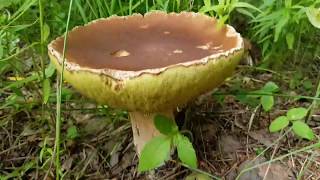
[130,111,173,155]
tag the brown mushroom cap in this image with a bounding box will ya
[50,12,238,72]
[48,11,244,112]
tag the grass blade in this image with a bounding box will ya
[54,0,74,179]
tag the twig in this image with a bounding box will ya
[0,142,28,155]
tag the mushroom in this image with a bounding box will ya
[48,11,244,154]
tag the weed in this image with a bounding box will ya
[138,114,197,172]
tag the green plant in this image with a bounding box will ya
[269,107,315,140]
[287,71,314,97]
[138,114,197,172]
[72,0,203,25]
[199,0,260,27]
[66,125,80,140]
[235,81,279,111]
[248,0,320,66]
[39,137,54,168]
[54,0,74,179]
[250,81,279,111]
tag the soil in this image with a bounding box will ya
[1,71,320,179]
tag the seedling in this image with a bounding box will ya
[235,81,279,111]
[269,107,315,140]
[138,114,197,172]
[250,81,279,111]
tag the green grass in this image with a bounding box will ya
[54,0,74,179]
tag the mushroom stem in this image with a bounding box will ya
[130,111,174,155]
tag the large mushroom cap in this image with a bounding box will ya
[48,11,244,112]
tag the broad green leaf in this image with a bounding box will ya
[261,81,279,93]
[303,80,313,90]
[261,95,274,111]
[287,107,308,121]
[286,33,294,49]
[42,78,51,104]
[138,136,171,172]
[306,7,320,29]
[43,23,50,42]
[292,121,314,140]
[269,116,289,132]
[154,114,178,135]
[67,126,79,139]
[176,134,197,168]
[45,62,56,78]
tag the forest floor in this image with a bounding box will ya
[1,60,320,179]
